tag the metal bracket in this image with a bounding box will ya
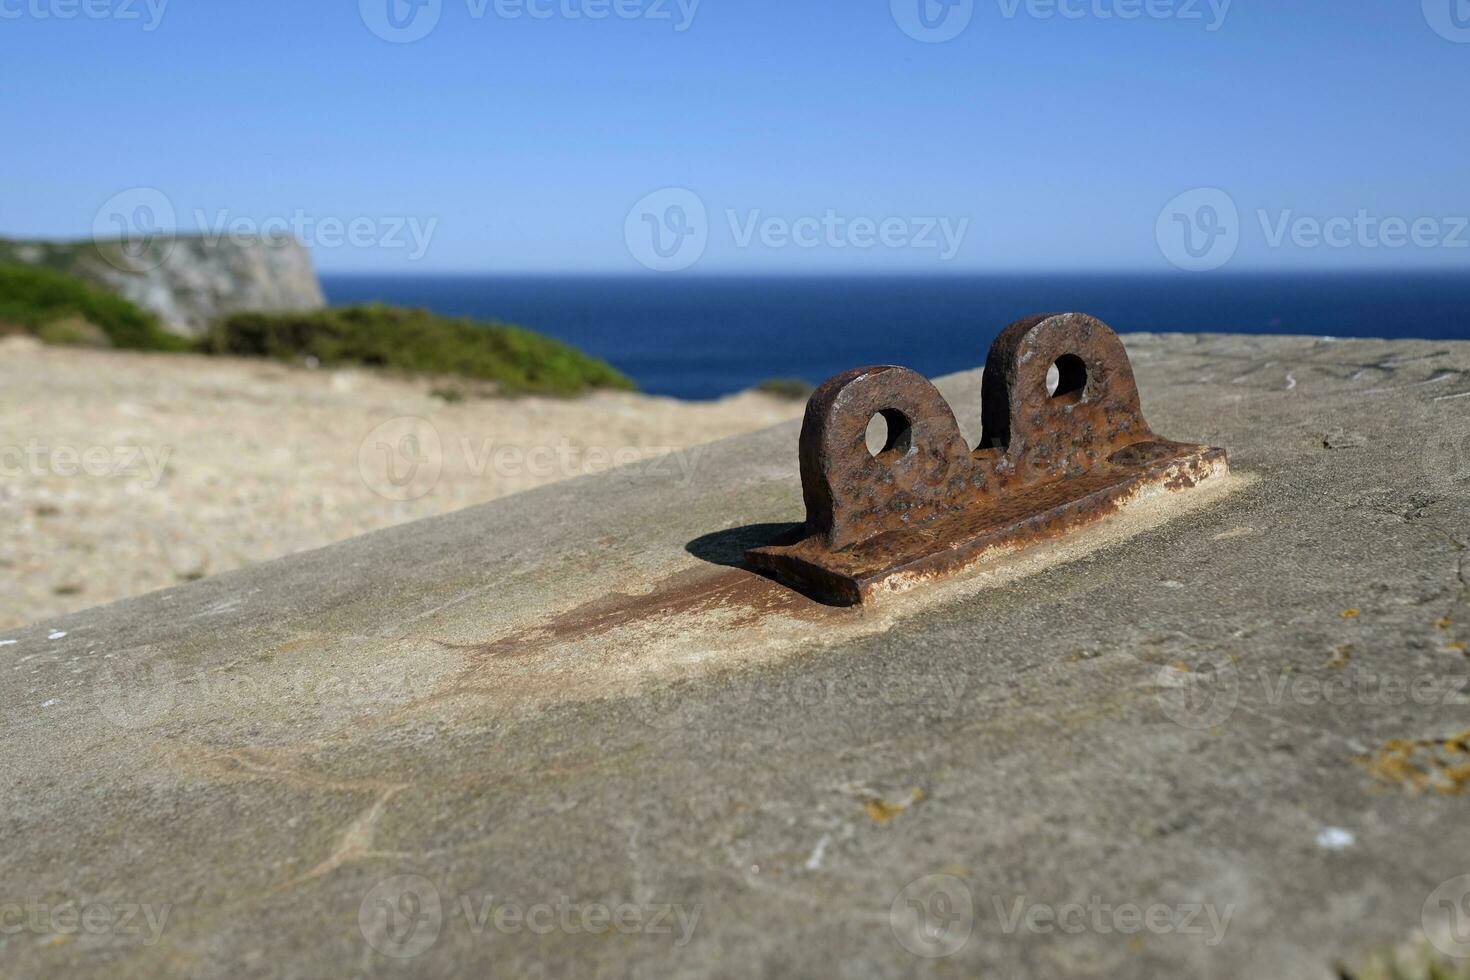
[746,313,1228,605]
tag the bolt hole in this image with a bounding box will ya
[866,409,913,460]
[1047,354,1087,404]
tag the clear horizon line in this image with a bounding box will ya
[313,266,1470,278]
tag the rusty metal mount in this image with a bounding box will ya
[746,312,1229,605]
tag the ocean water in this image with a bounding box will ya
[321,272,1470,400]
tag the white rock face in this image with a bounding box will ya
[85,234,327,336]
[3,234,326,337]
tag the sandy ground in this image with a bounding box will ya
[0,337,802,630]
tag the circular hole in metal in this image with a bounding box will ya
[866,409,914,460]
[1047,354,1088,404]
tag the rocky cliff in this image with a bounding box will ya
[0,234,325,337]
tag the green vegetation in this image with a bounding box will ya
[0,238,96,274]
[755,377,815,401]
[0,263,188,350]
[0,254,634,396]
[0,236,175,278]
[203,304,635,396]
[34,315,113,348]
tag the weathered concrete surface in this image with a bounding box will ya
[3,333,1470,979]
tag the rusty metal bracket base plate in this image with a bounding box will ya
[748,442,1227,606]
[744,312,1230,606]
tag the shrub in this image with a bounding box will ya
[0,263,186,350]
[35,315,112,348]
[202,304,635,396]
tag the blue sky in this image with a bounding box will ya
[1,0,1467,272]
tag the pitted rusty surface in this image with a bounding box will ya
[749,313,1229,604]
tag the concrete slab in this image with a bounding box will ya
[3,333,1470,978]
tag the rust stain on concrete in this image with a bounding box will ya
[447,565,851,663]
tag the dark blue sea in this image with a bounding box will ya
[321,273,1470,400]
